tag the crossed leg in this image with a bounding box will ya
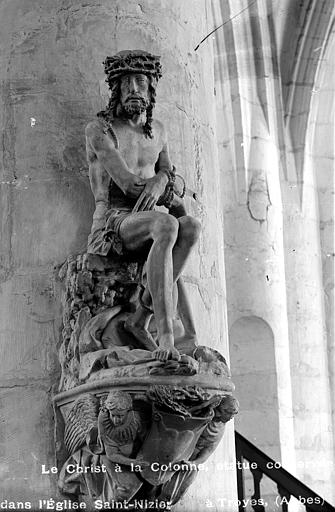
[119,211,200,360]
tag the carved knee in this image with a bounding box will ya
[154,214,179,245]
[178,216,201,245]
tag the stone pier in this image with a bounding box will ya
[0,1,237,510]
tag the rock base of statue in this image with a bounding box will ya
[54,254,238,510]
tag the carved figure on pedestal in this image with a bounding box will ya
[159,394,239,505]
[58,387,238,507]
[85,50,200,362]
[59,391,147,502]
[55,50,238,510]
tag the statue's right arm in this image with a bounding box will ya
[85,121,145,198]
[169,195,187,218]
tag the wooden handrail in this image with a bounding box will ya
[235,431,335,512]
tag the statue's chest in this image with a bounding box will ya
[115,128,160,169]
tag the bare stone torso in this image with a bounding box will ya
[86,118,165,209]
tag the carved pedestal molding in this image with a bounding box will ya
[54,253,237,510]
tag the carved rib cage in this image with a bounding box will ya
[64,394,99,455]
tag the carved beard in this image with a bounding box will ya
[99,410,140,445]
[121,97,148,117]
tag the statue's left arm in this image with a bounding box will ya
[157,124,187,218]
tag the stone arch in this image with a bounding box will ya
[229,316,279,456]
[230,316,280,506]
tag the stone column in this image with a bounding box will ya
[280,2,335,499]
[312,34,335,446]
[213,0,335,504]
[0,0,236,510]
[212,0,296,474]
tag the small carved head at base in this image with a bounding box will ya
[102,390,133,426]
[214,395,239,424]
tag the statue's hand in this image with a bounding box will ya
[132,174,168,212]
[125,178,146,198]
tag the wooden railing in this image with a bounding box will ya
[235,431,335,512]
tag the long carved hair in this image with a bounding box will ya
[97,75,157,139]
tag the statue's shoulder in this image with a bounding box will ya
[85,118,104,138]
[86,117,119,151]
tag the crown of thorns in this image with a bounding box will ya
[103,50,162,83]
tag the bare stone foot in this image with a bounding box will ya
[124,318,158,352]
[153,335,180,361]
